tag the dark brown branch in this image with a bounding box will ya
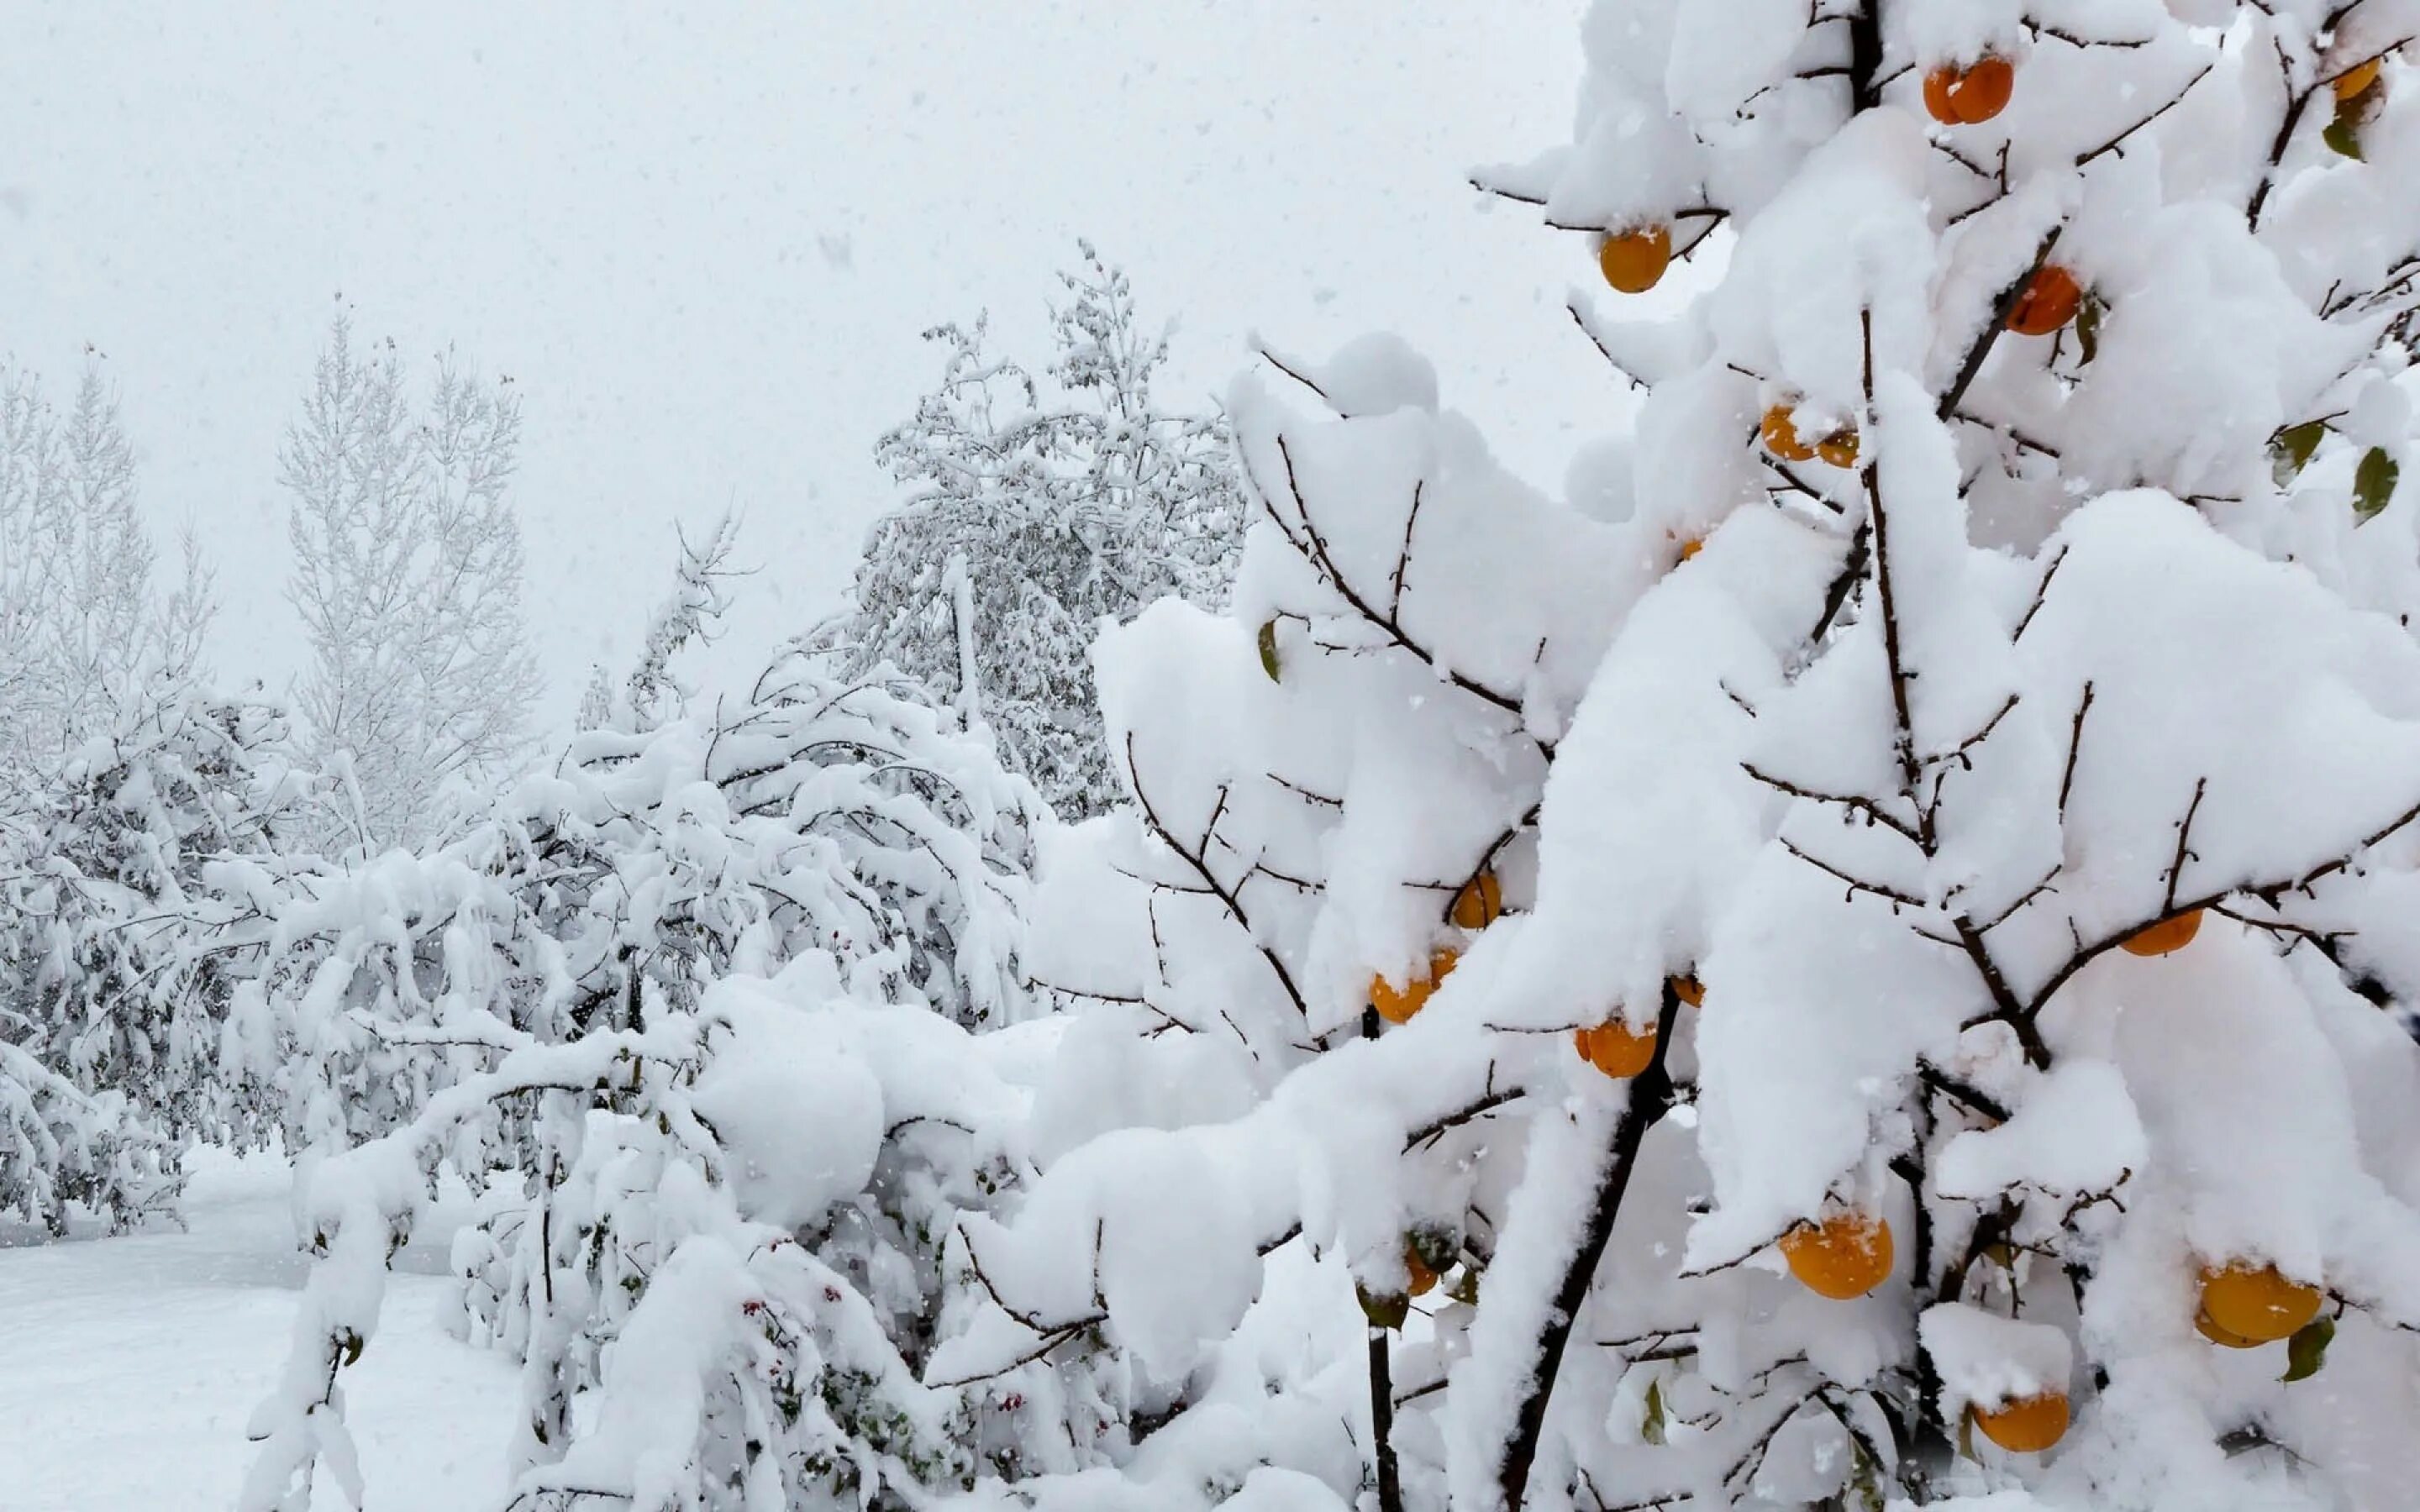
[1200,784,1232,857]
[2210,902,2339,948]
[2076,64,2213,164]
[2012,546,2069,640]
[1847,0,1884,112]
[2028,19,2152,48]
[1566,302,1649,391]
[1950,409,2062,459]
[2279,790,2420,895]
[1393,1375,1451,1410]
[1740,761,1923,848]
[1954,916,2049,1068]
[1391,482,1427,615]
[1362,1006,1405,1512]
[1273,435,1547,748]
[923,1320,1089,1389]
[1468,176,1548,207]
[2162,777,2209,914]
[1257,346,1331,406]
[2248,33,2316,229]
[2280,927,2399,1013]
[1918,1063,2012,1124]
[1763,454,1848,514]
[1973,865,2060,933]
[2056,681,2095,818]
[1271,774,1344,810]
[1126,731,1312,1021]
[1923,693,2018,771]
[1807,522,1870,648]
[960,1225,1100,1338]
[1861,309,1923,805]
[1725,1386,1830,1494]
[1939,227,2065,422]
[1491,984,1686,1510]
[1405,1087,1523,1150]
[1444,803,1541,926]
[1778,835,1927,911]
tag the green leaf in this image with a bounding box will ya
[1849,1440,1885,1512]
[1641,1377,1667,1446]
[1256,618,1282,682]
[2283,1315,2336,1383]
[1958,1406,1977,1462]
[2323,112,2365,160]
[2075,292,2104,365]
[2354,448,2402,524]
[2271,420,2328,486]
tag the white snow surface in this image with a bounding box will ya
[0,1146,513,1511]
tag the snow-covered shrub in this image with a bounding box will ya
[825,244,1246,820]
[0,1037,180,1235]
[962,7,2420,1512]
[0,680,311,1163]
[238,648,1060,1511]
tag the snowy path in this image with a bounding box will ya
[0,1148,516,1511]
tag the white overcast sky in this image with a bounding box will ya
[3,3,1624,727]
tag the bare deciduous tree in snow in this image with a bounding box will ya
[281,311,541,851]
[0,361,214,780]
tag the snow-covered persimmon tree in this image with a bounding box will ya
[965,4,2420,1511]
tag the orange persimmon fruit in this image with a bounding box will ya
[1781,1210,1895,1299]
[1372,949,1459,1024]
[2119,910,2202,958]
[1924,55,2017,125]
[1600,225,1673,294]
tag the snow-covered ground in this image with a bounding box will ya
[0,1147,514,1511]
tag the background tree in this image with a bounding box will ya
[282,310,541,852]
[0,360,215,780]
[826,244,1245,820]
[599,511,744,732]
